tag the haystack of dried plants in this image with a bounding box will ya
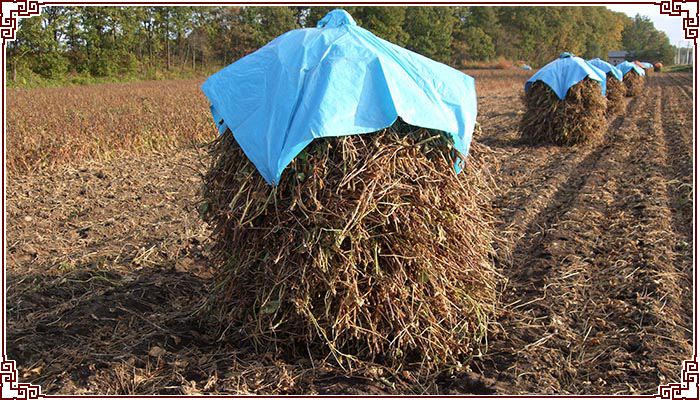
[201,122,500,374]
[624,71,645,97]
[605,73,626,116]
[520,78,607,145]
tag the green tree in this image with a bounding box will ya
[579,7,624,60]
[452,26,495,63]
[403,6,456,63]
[243,6,298,46]
[545,7,586,58]
[451,7,500,64]
[205,7,257,65]
[11,11,68,78]
[622,14,675,64]
[353,7,409,46]
[10,5,667,84]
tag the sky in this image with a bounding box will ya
[606,4,694,48]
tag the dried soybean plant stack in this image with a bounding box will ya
[624,71,645,96]
[520,53,607,145]
[198,9,500,374]
[618,61,646,97]
[201,123,499,372]
[605,73,626,115]
[588,58,625,116]
[638,61,654,75]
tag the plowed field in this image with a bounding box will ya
[5,71,694,395]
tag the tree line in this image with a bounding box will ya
[8,6,677,83]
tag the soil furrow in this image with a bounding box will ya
[472,93,645,392]
[495,95,639,264]
[599,76,693,390]
[6,70,693,395]
[665,72,694,100]
[657,74,694,254]
[656,74,695,358]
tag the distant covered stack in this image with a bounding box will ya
[617,61,646,97]
[639,61,654,74]
[520,53,607,145]
[588,58,626,116]
[199,10,500,373]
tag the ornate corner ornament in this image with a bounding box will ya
[5,6,39,39]
[660,6,694,39]
[5,360,39,396]
[659,361,695,395]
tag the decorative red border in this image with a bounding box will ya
[5,360,39,396]
[656,359,699,400]
[5,6,39,39]
[660,6,694,39]
[0,0,700,399]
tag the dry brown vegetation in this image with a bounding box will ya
[605,74,626,116]
[464,68,533,95]
[519,78,607,145]
[624,71,645,97]
[5,71,694,395]
[6,79,217,174]
[202,125,500,374]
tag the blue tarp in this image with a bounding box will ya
[617,61,646,77]
[525,53,605,100]
[201,9,478,186]
[640,62,654,68]
[587,58,623,81]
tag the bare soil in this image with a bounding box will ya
[6,71,694,395]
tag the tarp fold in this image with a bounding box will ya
[525,53,605,100]
[201,9,478,185]
[617,61,646,77]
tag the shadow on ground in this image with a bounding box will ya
[7,266,505,395]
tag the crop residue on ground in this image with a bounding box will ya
[5,71,694,395]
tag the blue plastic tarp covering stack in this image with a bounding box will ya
[587,58,623,81]
[201,9,478,186]
[641,62,654,68]
[617,61,646,77]
[525,53,605,100]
